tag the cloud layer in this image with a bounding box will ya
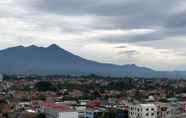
[0,0,186,70]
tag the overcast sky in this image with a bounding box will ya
[0,0,186,70]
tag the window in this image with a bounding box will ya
[146,113,149,116]
[167,111,170,114]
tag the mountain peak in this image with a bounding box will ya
[48,44,61,49]
[28,45,39,48]
[15,45,25,48]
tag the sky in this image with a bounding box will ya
[0,0,186,70]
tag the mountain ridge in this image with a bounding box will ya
[0,44,185,79]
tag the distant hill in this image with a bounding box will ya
[0,44,185,79]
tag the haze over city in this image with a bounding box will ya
[0,0,186,70]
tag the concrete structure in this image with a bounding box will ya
[156,103,174,118]
[85,110,104,118]
[129,104,157,118]
[16,102,31,111]
[0,74,3,82]
[42,102,78,118]
[116,110,128,118]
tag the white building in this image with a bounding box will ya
[156,103,174,118]
[0,74,3,82]
[16,102,31,110]
[129,104,157,118]
[42,102,78,118]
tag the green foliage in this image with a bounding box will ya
[36,95,46,101]
[23,85,32,91]
[34,81,57,91]
[37,113,46,118]
[100,111,117,118]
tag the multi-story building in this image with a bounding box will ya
[156,103,174,118]
[41,102,78,118]
[0,74,3,82]
[129,104,157,118]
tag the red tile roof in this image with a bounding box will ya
[43,102,74,112]
[87,100,102,108]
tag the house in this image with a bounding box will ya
[129,104,157,118]
[87,100,102,109]
[85,100,105,118]
[41,102,78,118]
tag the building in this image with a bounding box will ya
[156,103,174,118]
[116,110,128,118]
[16,102,31,111]
[0,74,3,82]
[129,104,157,118]
[85,110,104,118]
[42,102,78,118]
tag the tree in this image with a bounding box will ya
[34,81,57,91]
[37,113,46,118]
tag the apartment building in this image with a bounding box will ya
[0,74,3,82]
[129,104,157,118]
[42,102,78,118]
[156,103,175,118]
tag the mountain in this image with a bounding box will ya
[0,44,186,79]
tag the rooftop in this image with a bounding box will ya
[43,102,74,112]
[140,104,156,107]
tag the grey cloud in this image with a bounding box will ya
[96,31,163,44]
[0,0,185,44]
[22,0,186,44]
[118,50,138,57]
[28,0,176,28]
[175,52,186,57]
[115,45,128,49]
[165,12,186,28]
[96,25,186,44]
[160,50,186,57]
